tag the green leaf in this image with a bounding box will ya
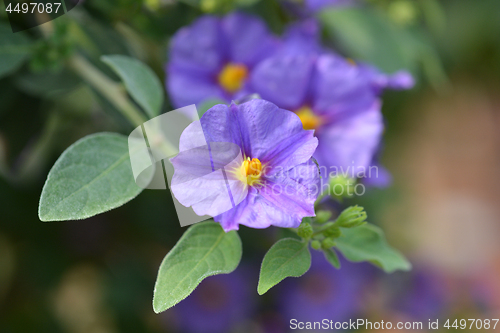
[197,98,226,118]
[320,8,416,73]
[39,133,142,221]
[14,69,81,98]
[323,248,341,269]
[335,223,411,273]
[101,55,163,118]
[153,222,242,313]
[258,238,311,295]
[0,23,32,79]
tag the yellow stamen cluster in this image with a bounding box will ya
[239,157,262,186]
[218,63,248,93]
[295,106,322,131]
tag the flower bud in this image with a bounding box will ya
[311,240,321,250]
[329,175,356,201]
[297,220,313,239]
[335,205,367,228]
[315,210,332,224]
[323,226,341,238]
[321,237,336,249]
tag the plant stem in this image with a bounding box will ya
[311,221,336,236]
[68,54,147,128]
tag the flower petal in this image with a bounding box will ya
[314,101,384,177]
[169,16,226,74]
[312,54,376,119]
[251,56,315,112]
[222,12,279,67]
[167,70,227,108]
[170,142,248,217]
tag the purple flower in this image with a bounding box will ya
[277,251,374,323]
[166,266,256,333]
[170,99,319,232]
[251,21,413,184]
[389,267,450,321]
[357,62,415,93]
[167,13,279,108]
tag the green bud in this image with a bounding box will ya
[323,226,341,238]
[311,240,321,250]
[329,175,356,201]
[315,210,332,224]
[321,237,336,249]
[335,205,367,228]
[297,220,313,239]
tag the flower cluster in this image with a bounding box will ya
[167,12,413,230]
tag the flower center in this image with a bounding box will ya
[239,157,262,186]
[218,63,248,93]
[295,106,321,130]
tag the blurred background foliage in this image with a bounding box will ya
[1,0,500,332]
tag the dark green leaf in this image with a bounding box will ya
[335,223,411,273]
[153,222,242,313]
[0,23,32,79]
[258,238,311,295]
[102,55,164,118]
[39,133,142,221]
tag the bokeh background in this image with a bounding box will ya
[1,0,500,332]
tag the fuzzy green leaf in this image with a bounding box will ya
[102,55,163,118]
[258,238,311,295]
[335,223,411,273]
[153,222,242,313]
[39,133,142,221]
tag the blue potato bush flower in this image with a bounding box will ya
[167,12,279,108]
[170,99,319,232]
[251,20,414,183]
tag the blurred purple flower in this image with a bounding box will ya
[170,99,319,231]
[278,251,374,324]
[168,266,256,333]
[167,13,279,108]
[389,268,450,321]
[362,145,393,188]
[251,20,413,183]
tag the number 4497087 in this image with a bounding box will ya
[444,319,498,330]
[5,2,62,14]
